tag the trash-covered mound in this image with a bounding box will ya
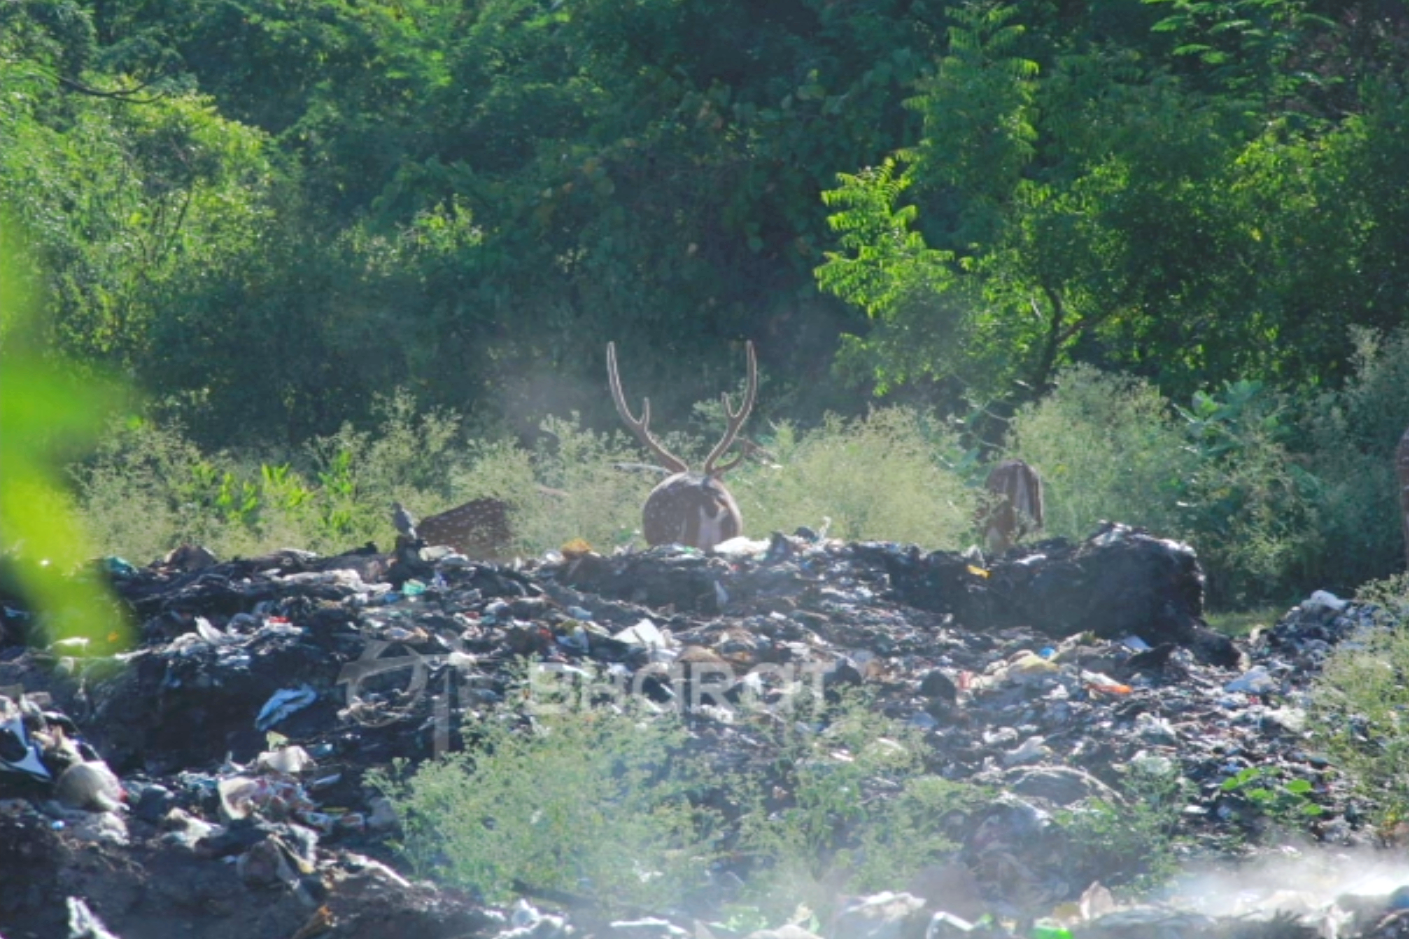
[0,524,1403,939]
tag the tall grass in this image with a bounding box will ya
[1311,574,1409,826]
[1297,327,1409,594]
[69,335,1409,609]
[72,391,476,561]
[453,416,647,554]
[72,401,982,562]
[372,709,720,912]
[737,691,983,922]
[373,692,983,921]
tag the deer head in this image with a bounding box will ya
[607,340,758,551]
[978,459,1044,555]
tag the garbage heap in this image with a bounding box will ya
[0,522,1402,939]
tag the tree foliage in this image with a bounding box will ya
[1,0,1407,453]
[818,0,1409,426]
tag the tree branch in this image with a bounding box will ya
[57,73,166,104]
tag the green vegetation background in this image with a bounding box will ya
[15,0,1409,898]
[6,0,1409,609]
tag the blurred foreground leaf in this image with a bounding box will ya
[1,212,133,650]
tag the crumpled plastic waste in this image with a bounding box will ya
[0,697,50,780]
[1225,664,1280,694]
[255,685,318,732]
[255,745,316,776]
[101,556,138,578]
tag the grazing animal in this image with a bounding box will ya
[607,340,758,551]
[391,501,419,541]
[979,459,1044,555]
[408,497,514,560]
[1398,427,1409,568]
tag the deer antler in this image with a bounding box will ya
[708,436,772,476]
[702,341,757,476]
[606,342,688,474]
[607,340,760,550]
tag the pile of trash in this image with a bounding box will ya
[1,522,1405,939]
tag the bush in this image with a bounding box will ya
[309,389,470,506]
[1006,364,1195,542]
[498,415,653,555]
[1297,327,1409,594]
[372,708,721,912]
[77,361,1382,612]
[1310,574,1409,826]
[74,390,477,560]
[1173,381,1316,608]
[1008,365,1318,608]
[75,402,982,563]
[73,417,210,564]
[736,408,977,549]
[372,684,984,923]
[1056,755,1189,893]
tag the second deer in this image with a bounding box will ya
[979,459,1044,555]
[398,497,514,560]
[607,341,758,551]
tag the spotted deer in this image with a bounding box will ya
[979,459,1044,555]
[1398,427,1409,568]
[607,340,758,551]
[410,497,514,560]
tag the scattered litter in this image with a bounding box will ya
[0,528,1397,937]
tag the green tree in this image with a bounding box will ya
[817,0,1409,423]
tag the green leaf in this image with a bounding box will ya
[0,214,134,649]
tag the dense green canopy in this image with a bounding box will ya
[3,0,1408,444]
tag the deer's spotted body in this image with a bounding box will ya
[608,341,757,552]
[643,472,743,549]
[413,497,513,560]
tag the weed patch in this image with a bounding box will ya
[371,709,722,912]
[1311,574,1409,827]
[1056,756,1189,894]
[738,693,984,921]
[371,687,985,922]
